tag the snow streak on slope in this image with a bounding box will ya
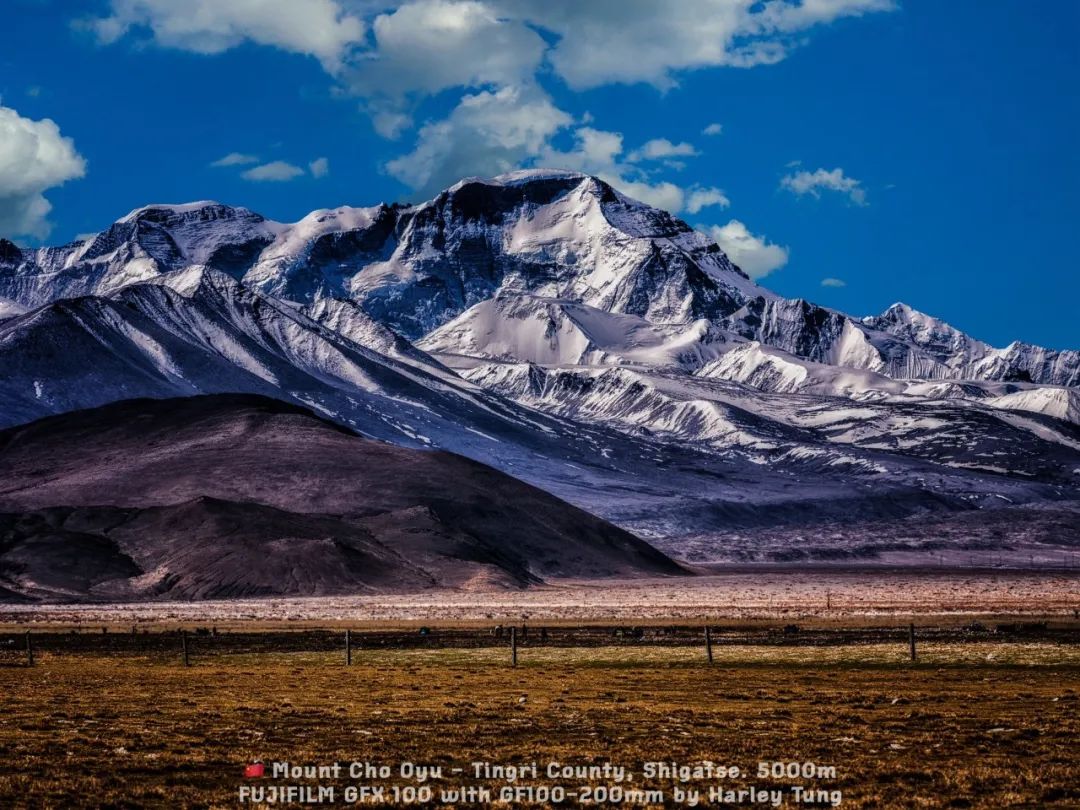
[0,268,566,454]
[419,293,731,369]
[458,359,1080,483]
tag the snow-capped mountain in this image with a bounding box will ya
[2,170,1078,563]
[3,170,1075,390]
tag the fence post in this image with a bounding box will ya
[181,630,190,667]
[908,623,916,662]
[25,631,34,668]
[345,629,352,666]
[510,626,517,668]
[705,625,714,664]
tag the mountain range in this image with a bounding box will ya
[1,169,1078,593]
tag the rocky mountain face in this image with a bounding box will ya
[1,170,1078,569]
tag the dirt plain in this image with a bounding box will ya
[1,570,1077,809]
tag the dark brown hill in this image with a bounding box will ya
[0,395,683,601]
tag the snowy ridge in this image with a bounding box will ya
[3,174,1074,390]
[0,296,27,320]
[419,293,732,369]
[1,171,1079,561]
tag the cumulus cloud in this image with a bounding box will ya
[705,219,789,279]
[364,1,891,193]
[85,0,896,91]
[211,152,259,167]
[686,187,731,214]
[781,167,867,206]
[370,110,413,140]
[80,1,897,210]
[84,1,896,136]
[501,0,896,89]
[348,0,547,136]
[82,0,365,71]
[215,153,328,181]
[241,160,306,181]
[606,176,687,213]
[536,127,714,214]
[626,138,699,163]
[385,85,572,194]
[0,105,86,239]
[821,277,846,287]
[388,97,718,214]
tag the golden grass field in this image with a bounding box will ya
[1,637,1077,809]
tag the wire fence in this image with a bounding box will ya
[2,621,1076,668]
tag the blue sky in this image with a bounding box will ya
[3,1,1078,349]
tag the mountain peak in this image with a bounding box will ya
[117,202,269,235]
[119,200,227,221]
[452,169,589,191]
[490,168,590,185]
[872,301,959,334]
[0,238,23,264]
[3,174,1076,394]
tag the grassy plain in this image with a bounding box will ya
[0,638,1077,808]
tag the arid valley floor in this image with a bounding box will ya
[1,570,1077,809]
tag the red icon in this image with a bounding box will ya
[244,762,265,778]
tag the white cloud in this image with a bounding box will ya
[537,127,704,214]
[308,156,330,178]
[627,138,699,163]
[0,105,86,239]
[386,85,572,194]
[685,187,731,214]
[241,160,306,181]
[371,110,413,140]
[781,167,867,206]
[348,0,546,134]
[705,219,789,280]
[388,102,712,214]
[211,152,259,167]
[537,126,621,173]
[83,0,365,71]
[755,0,895,31]
[501,0,896,89]
[367,2,892,197]
[85,0,896,92]
[821,277,847,287]
[80,1,897,211]
[607,177,687,213]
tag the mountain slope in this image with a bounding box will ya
[0,395,683,601]
[0,265,575,452]
[1,171,1078,567]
